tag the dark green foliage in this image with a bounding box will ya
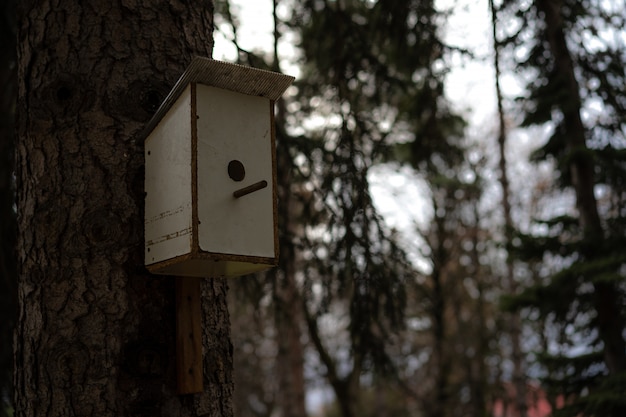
[551,371,626,417]
[292,0,442,354]
[294,0,465,170]
[504,201,626,413]
[535,352,626,417]
[497,0,626,414]
[321,384,415,417]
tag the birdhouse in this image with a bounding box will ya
[144,57,294,278]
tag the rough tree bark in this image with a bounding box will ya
[14,1,234,416]
[0,0,17,412]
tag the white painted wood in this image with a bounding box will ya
[145,86,193,265]
[196,85,275,258]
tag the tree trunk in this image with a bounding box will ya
[273,268,307,417]
[468,205,489,417]
[273,232,307,417]
[0,0,17,412]
[489,1,527,415]
[14,1,234,416]
[273,91,307,417]
[536,0,626,375]
[428,210,450,417]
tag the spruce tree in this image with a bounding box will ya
[218,1,467,415]
[498,0,626,414]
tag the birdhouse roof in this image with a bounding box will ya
[142,57,295,140]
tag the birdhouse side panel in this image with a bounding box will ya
[145,86,194,266]
[196,85,276,259]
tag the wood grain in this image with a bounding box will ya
[176,277,204,394]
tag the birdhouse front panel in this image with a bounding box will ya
[196,85,276,259]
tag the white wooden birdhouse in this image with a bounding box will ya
[144,57,294,278]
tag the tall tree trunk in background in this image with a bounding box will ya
[273,138,307,417]
[14,2,234,416]
[468,200,489,417]
[272,254,307,417]
[427,208,450,417]
[271,1,307,414]
[489,0,527,415]
[272,138,307,417]
[535,0,626,374]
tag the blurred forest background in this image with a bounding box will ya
[2,0,625,416]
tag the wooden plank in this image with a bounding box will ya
[175,277,204,394]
